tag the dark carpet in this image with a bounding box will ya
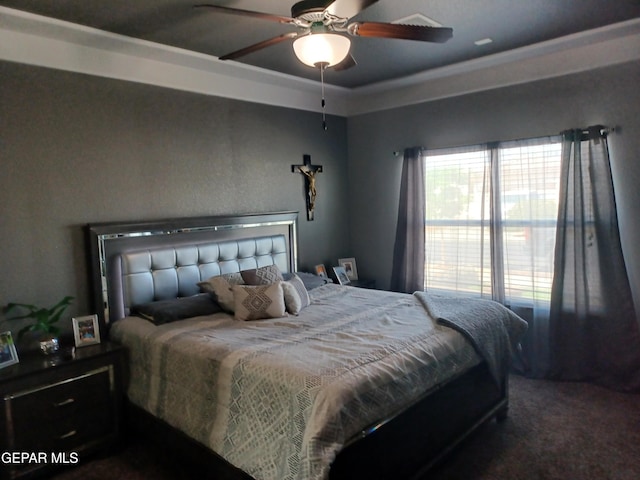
[51,374,640,480]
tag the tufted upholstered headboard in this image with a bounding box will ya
[119,234,289,318]
[86,212,298,327]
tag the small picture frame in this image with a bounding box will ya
[315,264,328,278]
[332,266,351,285]
[72,314,101,347]
[338,257,358,280]
[0,331,19,369]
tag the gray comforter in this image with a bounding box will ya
[414,292,528,385]
[111,284,524,480]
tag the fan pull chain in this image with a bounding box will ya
[320,63,327,131]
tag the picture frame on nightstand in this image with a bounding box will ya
[338,257,358,280]
[333,266,351,285]
[315,264,328,278]
[0,331,19,369]
[73,314,101,347]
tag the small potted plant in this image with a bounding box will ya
[3,296,74,355]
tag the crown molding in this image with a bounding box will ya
[0,6,351,116]
[2,7,639,117]
[347,18,640,115]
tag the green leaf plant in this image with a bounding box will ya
[3,296,74,340]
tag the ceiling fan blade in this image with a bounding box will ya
[348,22,453,43]
[331,54,356,71]
[219,32,299,61]
[325,0,379,20]
[193,4,295,25]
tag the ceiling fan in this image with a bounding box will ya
[194,0,453,71]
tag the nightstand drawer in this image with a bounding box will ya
[0,343,124,480]
[10,406,113,453]
[4,366,115,451]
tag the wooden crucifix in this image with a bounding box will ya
[292,154,323,221]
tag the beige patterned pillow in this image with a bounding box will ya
[232,282,286,321]
[241,264,284,285]
[197,273,245,312]
[282,274,310,315]
[221,272,245,285]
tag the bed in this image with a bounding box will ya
[86,211,527,480]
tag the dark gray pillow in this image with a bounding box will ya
[283,271,330,291]
[132,294,222,325]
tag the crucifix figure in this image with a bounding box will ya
[292,154,323,221]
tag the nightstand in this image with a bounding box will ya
[348,279,376,289]
[0,343,124,480]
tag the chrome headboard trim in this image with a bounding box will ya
[87,212,298,327]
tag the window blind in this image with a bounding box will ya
[423,137,561,305]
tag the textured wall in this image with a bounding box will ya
[0,62,348,344]
[347,60,640,317]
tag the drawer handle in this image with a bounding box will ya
[59,430,77,440]
[54,398,75,407]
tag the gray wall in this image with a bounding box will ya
[3,58,638,347]
[347,60,640,316]
[0,62,349,344]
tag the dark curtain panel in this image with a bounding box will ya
[549,126,640,391]
[390,147,425,293]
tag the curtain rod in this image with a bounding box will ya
[392,125,617,156]
[583,126,614,135]
[392,147,423,157]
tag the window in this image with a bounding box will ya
[423,137,562,306]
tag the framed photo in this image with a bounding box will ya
[0,331,19,369]
[315,264,328,278]
[332,266,351,285]
[338,257,358,280]
[72,314,101,347]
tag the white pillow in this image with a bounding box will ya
[282,274,310,315]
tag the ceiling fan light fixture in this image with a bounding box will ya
[293,33,351,68]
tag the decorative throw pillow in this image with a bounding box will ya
[197,273,245,312]
[283,271,330,291]
[232,282,286,321]
[223,272,245,285]
[281,274,311,315]
[241,264,284,285]
[132,294,222,325]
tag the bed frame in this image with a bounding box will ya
[86,211,508,480]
